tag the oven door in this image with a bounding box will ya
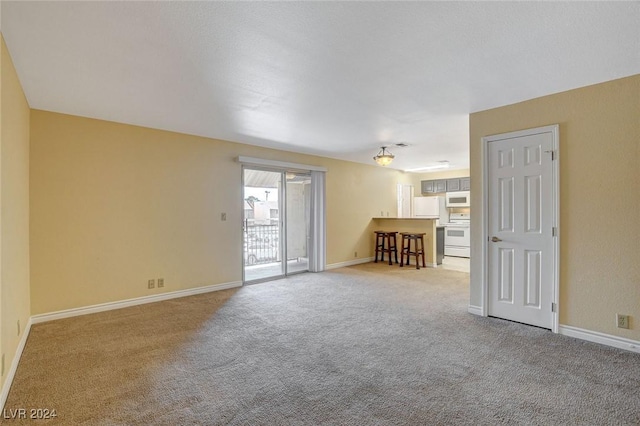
[444,226,470,247]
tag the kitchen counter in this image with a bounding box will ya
[372,217,442,266]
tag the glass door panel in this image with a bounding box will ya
[285,172,311,274]
[243,169,284,282]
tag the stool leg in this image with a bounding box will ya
[383,234,388,263]
[387,234,392,265]
[393,234,398,264]
[400,236,405,267]
[420,236,426,268]
[405,237,411,267]
[374,234,378,263]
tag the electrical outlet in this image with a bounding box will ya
[354,251,358,258]
[148,279,155,289]
[221,213,226,221]
[17,320,20,336]
[617,314,629,329]
[157,278,164,288]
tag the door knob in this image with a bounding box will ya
[491,236,502,242]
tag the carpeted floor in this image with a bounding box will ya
[3,263,640,425]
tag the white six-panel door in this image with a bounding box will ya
[487,127,557,329]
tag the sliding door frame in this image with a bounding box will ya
[238,156,326,285]
[242,166,285,284]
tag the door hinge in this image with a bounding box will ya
[552,227,558,237]
[551,302,557,313]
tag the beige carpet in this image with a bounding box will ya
[4,263,640,425]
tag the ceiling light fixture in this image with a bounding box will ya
[373,146,395,166]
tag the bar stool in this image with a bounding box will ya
[374,231,398,265]
[400,233,426,269]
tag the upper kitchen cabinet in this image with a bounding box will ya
[421,180,434,194]
[421,177,470,194]
[460,177,471,191]
[421,179,447,194]
[446,178,461,192]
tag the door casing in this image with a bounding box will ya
[480,124,560,333]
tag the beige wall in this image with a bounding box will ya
[30,110,413,314]
[0,35,31,387]
[470,74,640,340]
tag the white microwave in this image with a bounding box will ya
[445,191,470,208]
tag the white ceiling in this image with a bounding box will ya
[2,2,639,171]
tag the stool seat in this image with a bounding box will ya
[399,232,426,269]
[374,231,398,265]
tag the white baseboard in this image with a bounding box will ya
[467,305,483,316]
[326,258,441,270]
[326,257,374,270]
[1,317,33,410]
[31,281,242,324]
[559,325,640,354]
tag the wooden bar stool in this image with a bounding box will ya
[400,232,426,269]
[374,231,398,265]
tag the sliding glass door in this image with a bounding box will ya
[242,168,310,283]
[285,172,311,274]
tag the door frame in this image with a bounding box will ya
[480,124,560,332]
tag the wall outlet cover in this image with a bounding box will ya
[617,314,629,329]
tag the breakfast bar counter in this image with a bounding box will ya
[371,218,441,266]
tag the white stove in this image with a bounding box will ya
[443,213,470,258]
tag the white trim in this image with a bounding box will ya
[468,305,483,316]
[551,125,560,333]
[326,257,374,270]
[480,124,560,331]
[1,318,32,410]
[559,325,640,354]
[480,129,489,317]
[237,156,327,172]
[325,257,438,270]
[31,281,242,324]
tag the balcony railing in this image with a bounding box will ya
[244,222,279,265]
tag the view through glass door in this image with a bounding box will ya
[243,168,310,283]
[284,171,311,274]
